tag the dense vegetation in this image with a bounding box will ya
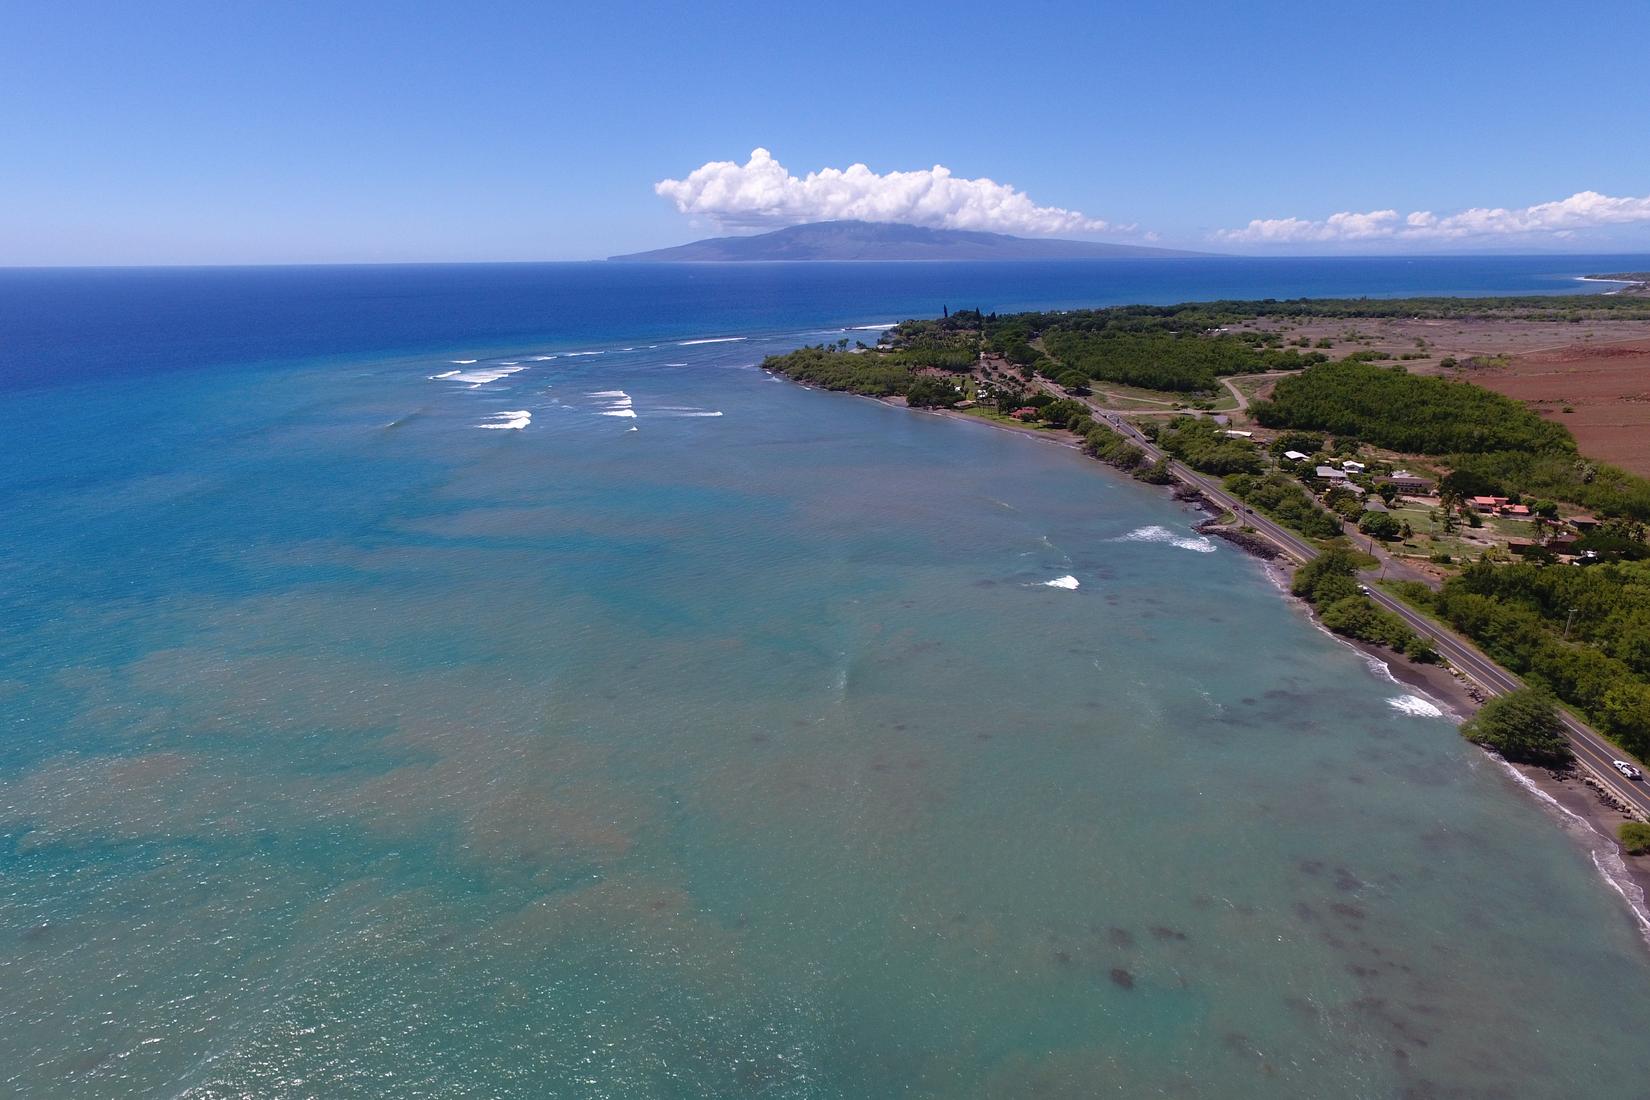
[1038,330,1321,392]
[1621,821,1650,856]
[1291,549,1435,661]
[1224,471,1344,540]
[1395,557,1650,756]
[1152,417,1263,475]
[1082,424,1147,474]
[1252,361,1570,454]
[1459,689,1572,766]
[1252,361,1650,518]
[760,345,917,397]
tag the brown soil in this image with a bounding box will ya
[1454,338,1650,476]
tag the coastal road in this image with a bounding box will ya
[1046,382,1650,820]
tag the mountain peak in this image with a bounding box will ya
[608,221,1211,262]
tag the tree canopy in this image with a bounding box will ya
[1460,689,1572,766]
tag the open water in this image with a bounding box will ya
[4,256,1650,1097]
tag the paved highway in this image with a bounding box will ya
[1048,382,1650,819]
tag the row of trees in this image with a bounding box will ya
[1225,472,1346,540]
[1292,549,1437,661]
[1395,566,1650,757]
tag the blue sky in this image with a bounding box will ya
[3,0,1647,264]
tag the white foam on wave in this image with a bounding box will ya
[1119,525,1217,553]
[662,410,724,417]
[1387,694,1443,718]
[1043,575,1080,589]
[601,409,639,418]
[664,362,689,367]
[564,350,604,357]
[1494,759,1650,944]
[679,336,746,346]
[445,365,527,387]
[587,390,628,398]
[529,355,557,361]
[851,322,898,330]
[429,369,461,380]
[450,359,478,365]
[477,410,531,430]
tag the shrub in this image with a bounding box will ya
[1620,821,1650,856]
[1460,689,1572,766]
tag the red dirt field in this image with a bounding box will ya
[1457,339,1650,477]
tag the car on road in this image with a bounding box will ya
[1612,760,1643,780]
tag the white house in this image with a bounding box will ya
[1282,450,1310,462]
[1341,460,1366,473]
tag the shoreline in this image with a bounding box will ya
[1261,545,1650,931]
[773,368,1650,937]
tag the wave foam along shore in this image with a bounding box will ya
[1118,524,1217,553]
[678,336,746,346]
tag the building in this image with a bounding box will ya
[1223,429,1253,439]
[1341,460,1366,473]
[1282,449,1310,462]
[1316,465,1349,482]
[1382,471,1434,495]
[1363,498,1390,513]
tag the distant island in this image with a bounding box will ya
[608,220,1212,262]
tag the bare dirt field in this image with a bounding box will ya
[1457,338,1650,476]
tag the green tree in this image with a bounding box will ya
[1460,689,1572,765]
[1358,511,1401,540]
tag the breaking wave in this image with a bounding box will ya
[678,336,746,346]
[1043,575,1080,589]
[1387,694,1444,718]
[443,365,527,387]
[1119,525,1217,553]
[477,410,531,430]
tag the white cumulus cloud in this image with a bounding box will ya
[1218,190,1650,244]
[655,148,1116,236]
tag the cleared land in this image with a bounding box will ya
[1456,339,1650,476]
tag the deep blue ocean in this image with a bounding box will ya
[4,256,1650,1097]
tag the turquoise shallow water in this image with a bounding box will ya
[4,263,1650,1096]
